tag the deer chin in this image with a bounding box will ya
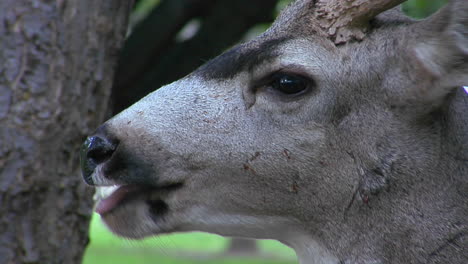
[92,179,184,238]
[96,189,179,238]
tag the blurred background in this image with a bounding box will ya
[83,0,447,263]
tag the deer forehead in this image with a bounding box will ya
[194,36,336,80]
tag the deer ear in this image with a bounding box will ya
[410,0,467,103]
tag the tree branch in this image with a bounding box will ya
[112,0,216,111]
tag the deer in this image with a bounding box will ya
[80,0,467,263]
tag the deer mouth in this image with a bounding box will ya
[94,183,183,216]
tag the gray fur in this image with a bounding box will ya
[86,1,467,263]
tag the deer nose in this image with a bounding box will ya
[80,133,118,185]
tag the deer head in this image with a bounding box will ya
[80,0,467,263]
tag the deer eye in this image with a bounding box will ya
[270,73,310,95]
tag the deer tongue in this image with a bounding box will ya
[95,185,142,215]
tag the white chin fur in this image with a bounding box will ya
[94,185,120,201]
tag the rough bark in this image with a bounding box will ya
[112,0,279,114]
[0,0,132,263]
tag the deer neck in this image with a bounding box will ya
[442,88,467,169]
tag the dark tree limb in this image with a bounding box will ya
[112,0,217,113]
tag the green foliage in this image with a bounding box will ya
[130,0,160,26]
[403,0,447,18]
[133,0,160,18]
[276,0,294,15]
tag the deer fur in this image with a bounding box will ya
[81,0,467,263]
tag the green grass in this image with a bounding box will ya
[83,213,297,264]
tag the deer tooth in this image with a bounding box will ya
[94,185,120,201]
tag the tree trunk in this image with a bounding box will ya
[0,1,132,263]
